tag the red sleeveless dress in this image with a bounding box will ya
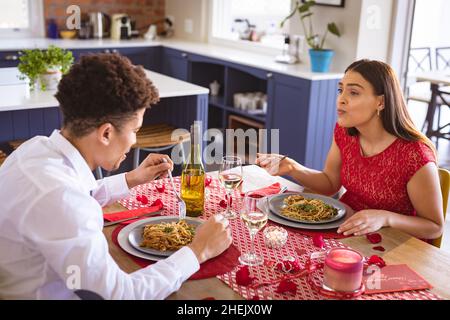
[334,124,436,216]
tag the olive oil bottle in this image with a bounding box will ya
[180,122,205,217]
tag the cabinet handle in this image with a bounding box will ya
[266,73,273,79]
[103,49,111,54]
[4,55,18,61]
[112,49,118,54]
[181,53,188,58]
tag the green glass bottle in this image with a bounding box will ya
[180,122,205,217]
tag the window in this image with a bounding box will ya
[211,0,292,49]
[0,0,44,37]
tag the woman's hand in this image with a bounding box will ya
[125,153,173,189]
[337,209,390,236]
[255,153,299,176]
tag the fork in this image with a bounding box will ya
[163,159,186,220]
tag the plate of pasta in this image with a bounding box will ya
[268,193,346,225]
[126,216,201,257]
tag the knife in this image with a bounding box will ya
[103,209,162,227]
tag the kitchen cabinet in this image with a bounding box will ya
[0,51,21,68]
[161,47,189,81]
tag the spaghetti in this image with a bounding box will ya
[281,195,338,222]
[140,220,196,252]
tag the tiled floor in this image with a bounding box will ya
[407,100,450,252]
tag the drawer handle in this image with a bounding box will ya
[181,53,188,58]
[4,55,18,61]
[266,72,273,79]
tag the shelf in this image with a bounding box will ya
[223,105,266,123]
[209,95,225,108]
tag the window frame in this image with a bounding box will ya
[0,0,45,38]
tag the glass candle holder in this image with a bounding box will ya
[323,248,364,292]
[263,226,288,249]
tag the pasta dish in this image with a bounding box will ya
[281,195,338,222]
[140,220,196,251]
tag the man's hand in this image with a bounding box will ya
[125,153,173,189]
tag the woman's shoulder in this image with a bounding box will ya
[396,139,437,180]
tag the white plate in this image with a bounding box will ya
[269,193,346,224]
[117,216,202,261]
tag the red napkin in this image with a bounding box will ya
[111,224,240,280]
[241,182,282,197]
[103,201,163,224]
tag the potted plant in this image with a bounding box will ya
[18,45,74,91]
[281,0,341,72]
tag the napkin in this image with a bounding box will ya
[241,182,282,197]
[103,200,163,223]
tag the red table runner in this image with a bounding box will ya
[115,176,441,300]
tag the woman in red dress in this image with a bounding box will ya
[257,60,444,240]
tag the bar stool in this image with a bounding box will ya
[132,123,190,169]
[0,150,7,166]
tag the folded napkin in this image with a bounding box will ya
[103,200,164,224]
[241,182,282,197]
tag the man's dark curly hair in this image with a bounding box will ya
[55,53,159,136]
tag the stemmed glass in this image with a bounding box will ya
[239,192,269,266]
[218,156,243,219]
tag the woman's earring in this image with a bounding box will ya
[377,109,381,117]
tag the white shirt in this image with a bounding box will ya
[0,130,199,300]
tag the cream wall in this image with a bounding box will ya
[165,0,209,42]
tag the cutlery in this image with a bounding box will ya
[163,158,186,220]
[279,186,288,194]
[103,210,162,227]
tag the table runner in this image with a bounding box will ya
[117,177,441,300]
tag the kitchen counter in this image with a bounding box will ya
[0,67,209,112]
[0,38,343,81]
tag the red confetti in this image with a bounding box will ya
[367,255,386,268]
[312,234,324,249]
[155,185,165,193]
[235,266,254,286]
[366,233,382,244]
[275,279,297,295]
[140,195,149,205]
[372,246,385,252]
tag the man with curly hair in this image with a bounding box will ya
[0,54,232,300]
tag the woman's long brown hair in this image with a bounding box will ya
[345,59,437,157]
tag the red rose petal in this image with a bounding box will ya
[151,198,164,208]
[275,279,297,295]
[312,234,324,249]
[367,255,386,268]
[140,195,149,205]
[155,185,165,193]
[373,246,385,252]
[235,266,254,286]
[136,195,142,202]
[251,295,260,300]
[205,175,212,187]
[219,200,228,208]
[366,233,382,244]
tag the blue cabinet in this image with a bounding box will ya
[0,51,21,68]
[162,47,189,81]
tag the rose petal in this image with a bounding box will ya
[367,255,386,268]
[251,295,260,300]
[275,259,302,273]
[155,185,165,193]
[312,234,324,249]
[295,248,307,256]
[151,199,164,208]
[235,265,254,286]
[205,175,212,187]
[140,195,149,205]
[366,233,382,244]
[219,200,228,209]
[136,195,142,202]
[275,279,297,295]
[372,246,385,252]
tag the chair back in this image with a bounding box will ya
[432,168,450,248]
[436,47,450,71]
[408,47,433,73]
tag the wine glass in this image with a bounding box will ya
[239,192,269,266]
[218,156,243,219]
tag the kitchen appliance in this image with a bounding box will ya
[275,34,303,65]
[111,14,132,40]
[89,12,110,39]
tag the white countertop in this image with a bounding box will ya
[0,67,208,112]
[0,38,343,81]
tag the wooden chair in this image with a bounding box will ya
[432,168,450,248]
[132,124,190,169]
[0,150,7,166]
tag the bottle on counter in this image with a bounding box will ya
[180,121,205,217]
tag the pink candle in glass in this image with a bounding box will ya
[323,248,364,292]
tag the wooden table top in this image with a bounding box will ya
[103,166,450,300]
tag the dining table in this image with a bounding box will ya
[102,165,450,300]
[413,71,450,141]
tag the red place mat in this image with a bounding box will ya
[111,224,241,280]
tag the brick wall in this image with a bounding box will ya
[43,0,165,37]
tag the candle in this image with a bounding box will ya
[263,226,288,249]
[323,248,363,292]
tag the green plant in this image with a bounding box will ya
[18,45,74,90]
[280,0,341,50]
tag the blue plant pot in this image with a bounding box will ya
[309,49,334,73]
